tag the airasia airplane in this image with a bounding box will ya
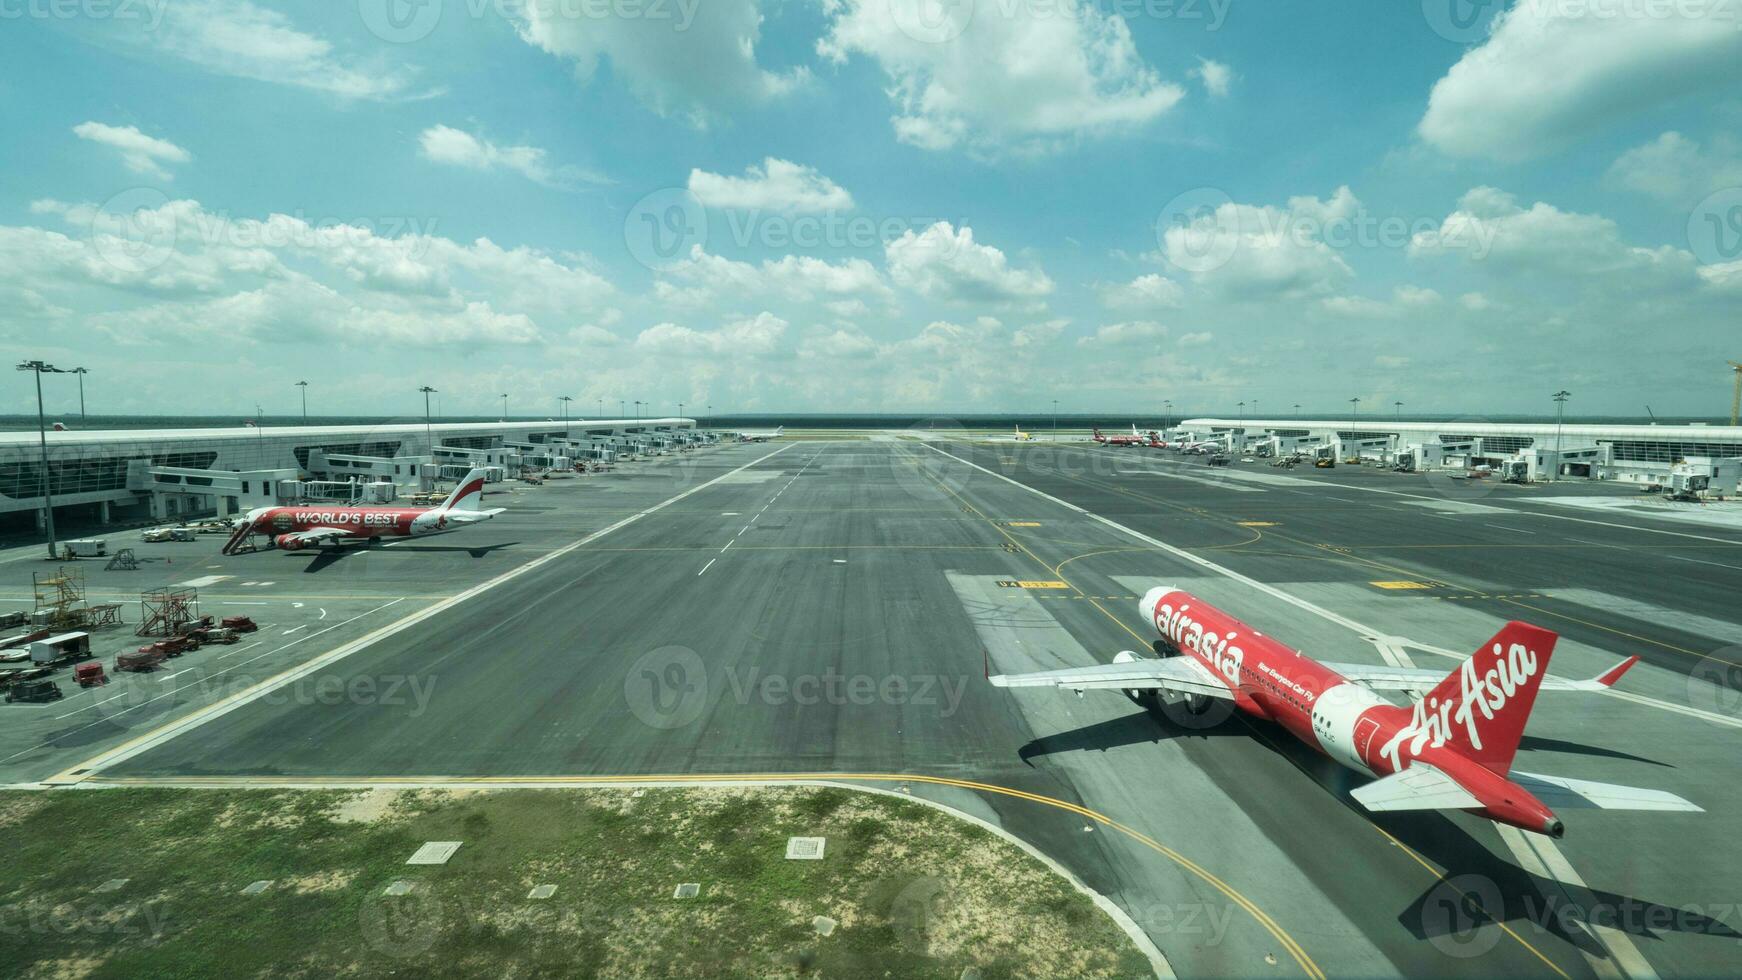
[991,587,1699,837]
[1093,424,1148,447]
[221,468,504,555]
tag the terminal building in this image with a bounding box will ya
[0,418,702,532]
[1175,417,1742,490]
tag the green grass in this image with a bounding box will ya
[0,787,1151,978]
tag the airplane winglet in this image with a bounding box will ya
[1591,655,1640,688]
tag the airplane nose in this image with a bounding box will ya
[1139,586,1178,622]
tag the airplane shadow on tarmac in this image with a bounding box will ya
[1022,705,1735,960]
[294,541,519,573]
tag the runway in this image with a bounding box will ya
[15,439,1742,977]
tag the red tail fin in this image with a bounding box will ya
[1419,621,1558,775]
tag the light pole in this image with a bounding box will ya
[619,399,625,418]
[16,360,67,558]
[559,395,573,425]
[1237,400,1246,419]
[678,402,684,421]
[1163,399,1172,431]
[1349,396,1361,416]
[1051,398,1058,438]
[707,403,713,427]
[1293,403,1301,414]
[502,393,509,421]
[71,367,88,420]
[295,380,308,421]
[419,386,437,457]
[1552,390,1571,481]
[634,400,642,420]
[597,398,603,419]
[1394,400,1403,419]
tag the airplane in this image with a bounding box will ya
[737,426,784,443]
[220,468,505,555]
[1012,424,1035,442]
[990,587,1699,837]
[1092,424,1148,447]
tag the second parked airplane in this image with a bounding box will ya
[221,468,504,554]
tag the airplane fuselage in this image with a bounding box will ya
[1141,588,1561,834]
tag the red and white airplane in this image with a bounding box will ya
[1093,425,1149,447]
[221,468,504,555]
[991,587,1699,837]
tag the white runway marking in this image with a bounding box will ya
[698,558,716,576]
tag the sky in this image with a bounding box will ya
[1,0,1739,420]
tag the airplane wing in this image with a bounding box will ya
[443,508,506,523]
[1322,655,1638,693]
[990,655,1233,698]
[1510,772,1702,812]
[280,526,355,546]
[1351,764,1482,811]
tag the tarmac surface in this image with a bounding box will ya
[5,437,1741,977]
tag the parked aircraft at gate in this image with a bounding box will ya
[221,468,504,554]
[991,587,1699,837]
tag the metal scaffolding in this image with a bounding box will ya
[137,587,199,638]
[32,566,87,629]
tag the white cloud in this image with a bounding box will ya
[128,0,420,100]
[635,312,789,356]
[799,327,879,360]
[1608,131,1742,203]
[1460,291,1493,311]
[1078,320,1167,346]
[1418,3,1742,160]
[510,0,804,124]
[818,0,1184,153]
[1189,58,1234,97]
[688,159,853,214]
[419,125,601,187]
[1410,187,1698,283]
[1159,187,1357,299]
[73,122,191,180]
[886,222,1053,307]
[654,247,893,309]
[1177,331,1213,347]
[1099,273,1184,310]
[1320,285,1441,318]
[568,324,624,347]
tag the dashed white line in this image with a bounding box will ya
[698,558,716,576]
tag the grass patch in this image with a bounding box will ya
[0,786,1150,978]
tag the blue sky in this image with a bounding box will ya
[2,0,1739,419]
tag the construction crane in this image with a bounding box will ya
[1731,361,1742,427]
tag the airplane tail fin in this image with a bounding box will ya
[438,468,490,512]
[1419,621,1557,775]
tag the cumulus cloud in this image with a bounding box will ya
[635,311,789,356]
[1158,187,1358,299]
[418,125,603,187]
[1608,132,1742,203]
[1418,3,1742,160]
[1189,58,1234,97]
[818,0,1183,153]
[1098,273,1183,310]
[885,222,1053,307]
[120,0,421,100]
[1176,331,1213,347]
[653,246,893,309]
[510,0,804,124]
[73,122,191,180]
[1078,320,1167,346]
[688,159,853,213]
